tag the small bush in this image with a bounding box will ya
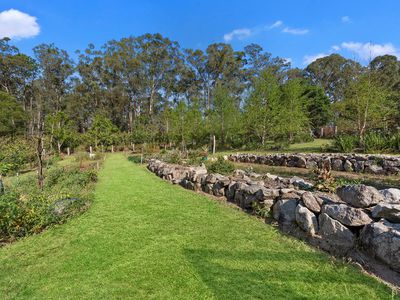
[207,157,235,175]
[0,137,35,175]
[388,132,400,153]
[332,135,358,153]
[0,166,96,242]
[363,132,388,153]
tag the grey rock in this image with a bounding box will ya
[295,203,318,235]
[212,182,225,197]
[379,188,400,203]
[336,184,384,208]
[263,199,275,210]
[322,204,372,226]
[343,160,353,172]
[289,176,313,190]
[301,192,323,213]
[205,173,220,184]
[332,159,344,171]
[0,179,3,195]
[319,213,355,254]
[306,159,318,169]
[365,164,384,175]
[360,220,400,272]
[372,203,400,223]
[53,198,80,216]
[273,199,298,223]
[280,188,301,200]
[353,161,365,173]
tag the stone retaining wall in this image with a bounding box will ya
[147,159,400,275]
[229,153,400,175]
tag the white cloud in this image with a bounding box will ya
[223,28,252,42]
[341,41,399,60]
[303,53,328,65]
[0,9,40,39]
[331,45,341,51]
[268,20,283,29]
[282,27,309,35]
[341,16,351,23]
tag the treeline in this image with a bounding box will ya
[0,34,399,153]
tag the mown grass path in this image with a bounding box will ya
[0,154,396,299]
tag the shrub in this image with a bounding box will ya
[0,137,35,175]
[363,132,389,153]
[332,135,358,153]
[45,166,97,191]
[0,166,96,242]
[388,132,400,153]
[207,157,235,175]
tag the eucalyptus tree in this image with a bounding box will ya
[305,54,362,103]
[33,43,74,113]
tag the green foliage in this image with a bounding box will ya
[127,155,143,164]
[332,135,358,153]
[0,165,97,242]
[363,132,389,153]
[207,157,235,175]
[0,137,35,175]
[0,91,27,136]
[251,201,271,218]
[87,114,119,150]
[389,132,400,152]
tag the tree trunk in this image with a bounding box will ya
[212,135,216,155]
[57,142,62,154]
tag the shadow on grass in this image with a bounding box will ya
[184,248,388,299]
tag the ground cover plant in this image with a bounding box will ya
[0,155,98,244]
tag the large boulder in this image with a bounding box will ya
[295,203,318,235]
[379,188,400,203]
[301,192,323,213]
[343,160,353,172]
[272,199,298,223]
[52,198,81,216]
[360,220,400,272]
[321,204,372,226]
[336,185,384,208]
[371,203,400,223]
[331,159,344,171]
[187,165,207,182]
[318,213,355,254]
[289,176,313,190]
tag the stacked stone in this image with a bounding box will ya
[229,153,400,175]
[147,159,400,273]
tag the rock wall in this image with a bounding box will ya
[229,153,400,175]
[147,159,400,274]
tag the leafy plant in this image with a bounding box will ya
[332,135,358,153]
[207,157,235,175]
[251,201,270,218]
[363,132,388,153]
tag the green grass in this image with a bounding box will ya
[214,138,332,156]
[0,154,396,299]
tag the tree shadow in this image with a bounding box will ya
[184,248,387,299]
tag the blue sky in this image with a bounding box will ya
[0,0,399,67]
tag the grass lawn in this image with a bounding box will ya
[215,138,333,156]
[231,162,400,189]
[0,154,396,299]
